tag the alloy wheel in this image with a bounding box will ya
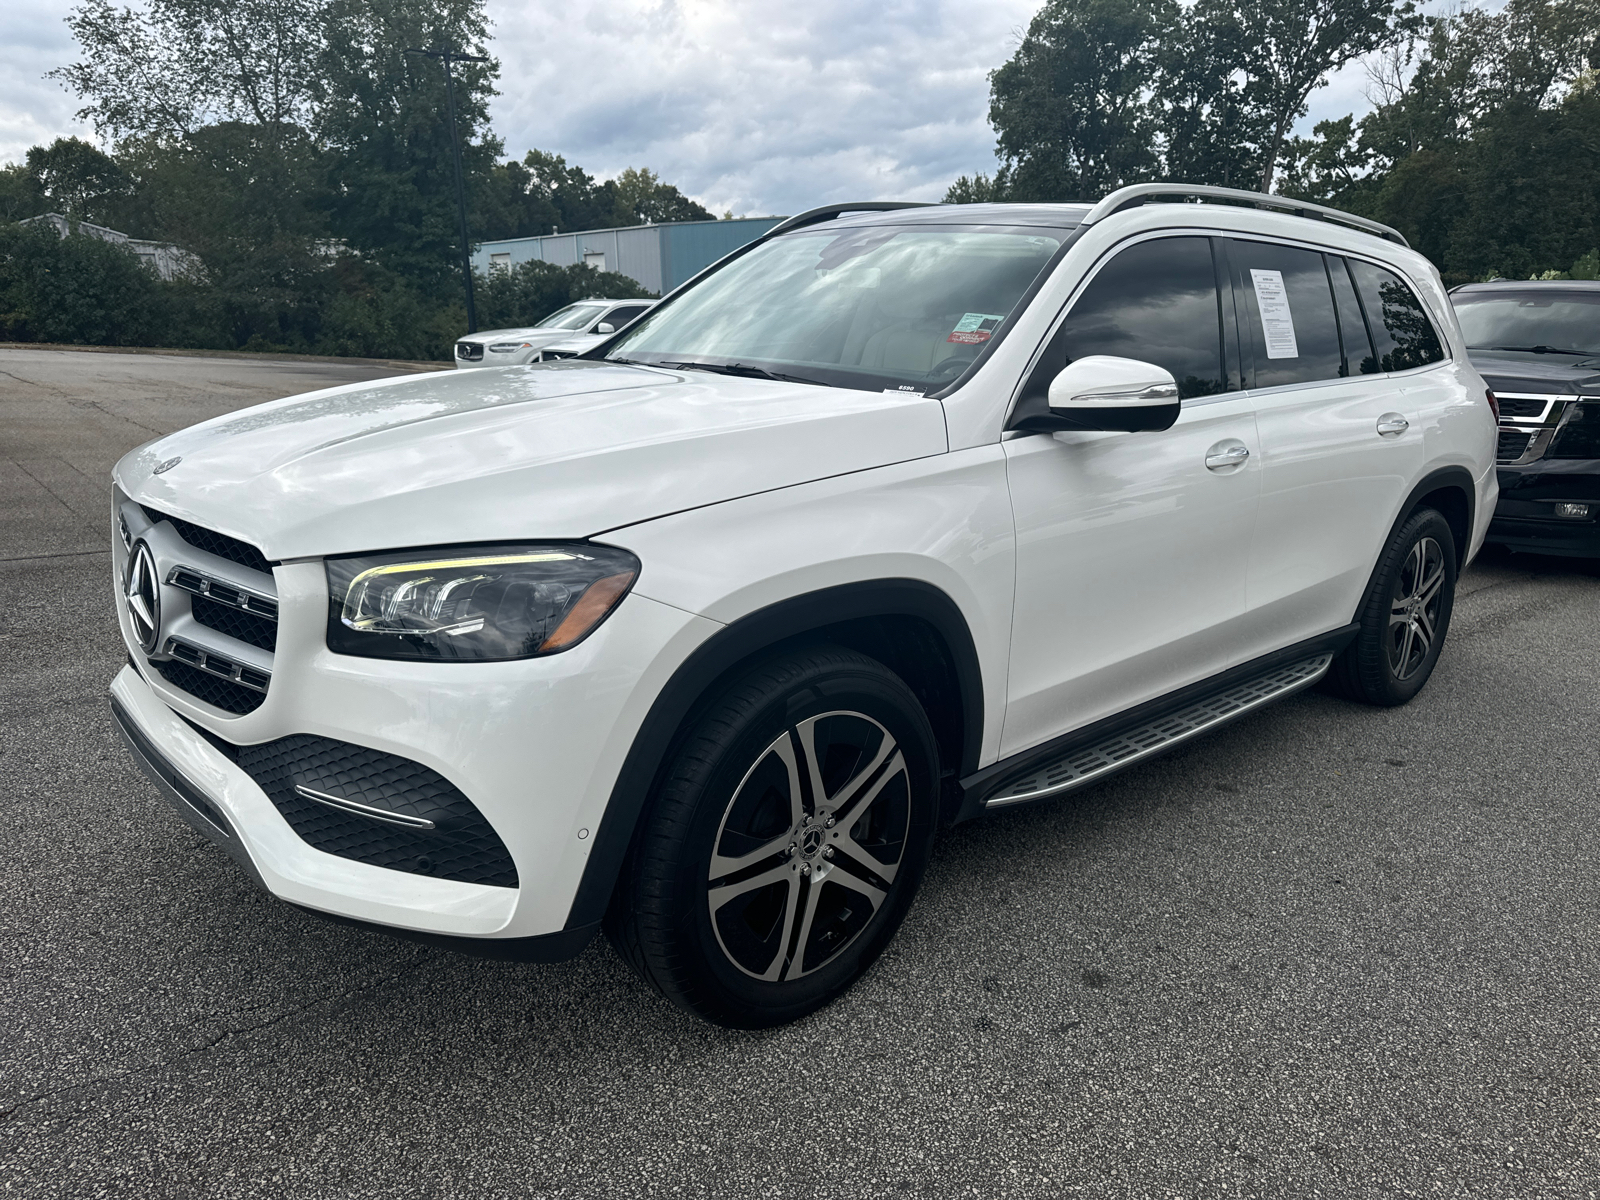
[1388,535,1445,681]
[707,710,912,982]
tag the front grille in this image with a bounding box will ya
[1497,429,1535,462]
[143,507,274,574]
[191,594,277,651]
[154,659,267,715]
[455,342,484,361]
[191,727,517,887]
[1497,396,1547,419]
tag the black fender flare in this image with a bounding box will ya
[1356,465,1478,615]
[563,578,984,930]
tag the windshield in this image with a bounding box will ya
[606,225,1064,391]
[537,303,608,331]
[1454,290,1600,356]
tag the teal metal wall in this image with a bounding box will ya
[659,218,784,293]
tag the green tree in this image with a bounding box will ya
[24,137,129,222]
[0,220,165,345]
[1218,0,1418,192]
[313,0,502,286]
[986,0,1174,202]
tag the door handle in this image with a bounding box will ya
[1376,413,1410,437]
[1204,443,1250,471]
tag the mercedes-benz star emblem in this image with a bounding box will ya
[124,541,161,653]
[152,456,182,475]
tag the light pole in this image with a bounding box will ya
[406,45,489,333]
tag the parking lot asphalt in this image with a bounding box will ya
[2,348,1597,1199]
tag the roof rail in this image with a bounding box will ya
[1081,184,1409,248]
[762,201,934,240]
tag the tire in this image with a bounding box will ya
[1326,507,1458,707]
[604,644,940,1028]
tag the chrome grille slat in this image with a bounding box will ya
[163,636,271,693]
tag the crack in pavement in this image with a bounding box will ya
[0,549,108,564]
[0,952,439,1125]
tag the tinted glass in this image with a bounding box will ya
[1328,255,1374,378]
[608,305,649,326]
[1453,290,1600,357]
[1349,260,1444,372]
[1035,237,1224,400]
[1232,239,1344,388]
[609,225,1063,392]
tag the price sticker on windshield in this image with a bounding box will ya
[1249,270,1299,359]
[948,312,1005,345]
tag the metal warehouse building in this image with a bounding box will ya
[471,216,785,296]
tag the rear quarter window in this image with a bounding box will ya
[1349,260,1445,372]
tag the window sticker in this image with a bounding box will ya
[1249,270,1299,359]
[947,312,1005,345]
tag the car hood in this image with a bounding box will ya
[1468,350,1600,394]
[114,361,948,560]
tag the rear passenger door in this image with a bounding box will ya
[1233,240,1432,656]
[1001,236,1261,756]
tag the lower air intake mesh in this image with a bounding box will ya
[192,727,517,888]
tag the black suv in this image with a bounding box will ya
[1452,280,1600,556]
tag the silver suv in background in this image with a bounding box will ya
[453,298,656,368]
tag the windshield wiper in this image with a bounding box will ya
[658,360,832,387]
[1485,345,1598,357]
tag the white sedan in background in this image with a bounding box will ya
[535,302,659,361]
[453,299,656,368]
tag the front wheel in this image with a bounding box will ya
[604,645,939,1028]
[1326,507,1458,706]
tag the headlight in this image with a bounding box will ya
[325,543,639,661]
[488,342,531,353]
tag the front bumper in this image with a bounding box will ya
[110,559,719,943]
[1487,459,1600,557]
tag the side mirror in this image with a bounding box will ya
[1045,355,1181,432]
[596,322,616,334]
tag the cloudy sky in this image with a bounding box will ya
[3,0,1388,217]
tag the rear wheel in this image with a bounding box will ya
[604,645,939,1028]
[1327,507,1458,706]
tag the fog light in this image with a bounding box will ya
[1553,502,1591,519]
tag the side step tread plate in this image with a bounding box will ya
[986,653,1333,808]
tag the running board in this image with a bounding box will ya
[984,654,1334,809]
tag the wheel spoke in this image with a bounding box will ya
[1413,608,1435,653]
[1416,563,1445,607]
[824,855,891,904]
[708,734,805,880]
[831,749,906,831]
[832,832,901,886]
[795,713,894,816]
[708,860,795,911]
[781,874,829,982]
[1393,620,1415,675]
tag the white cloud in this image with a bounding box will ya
[486,0,1038,215]
[2,0,1491,214]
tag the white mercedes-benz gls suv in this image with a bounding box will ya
[110,186,1497,1028]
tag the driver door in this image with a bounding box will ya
[1000,236,1262,757]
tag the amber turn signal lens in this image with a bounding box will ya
[541,571,637,651]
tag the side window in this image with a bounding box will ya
[1034,237,1225,400]
[1348,260,1445,372]
[1327,255,1375,377]
[609,306,648,327]
[1231,239,1343,388]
